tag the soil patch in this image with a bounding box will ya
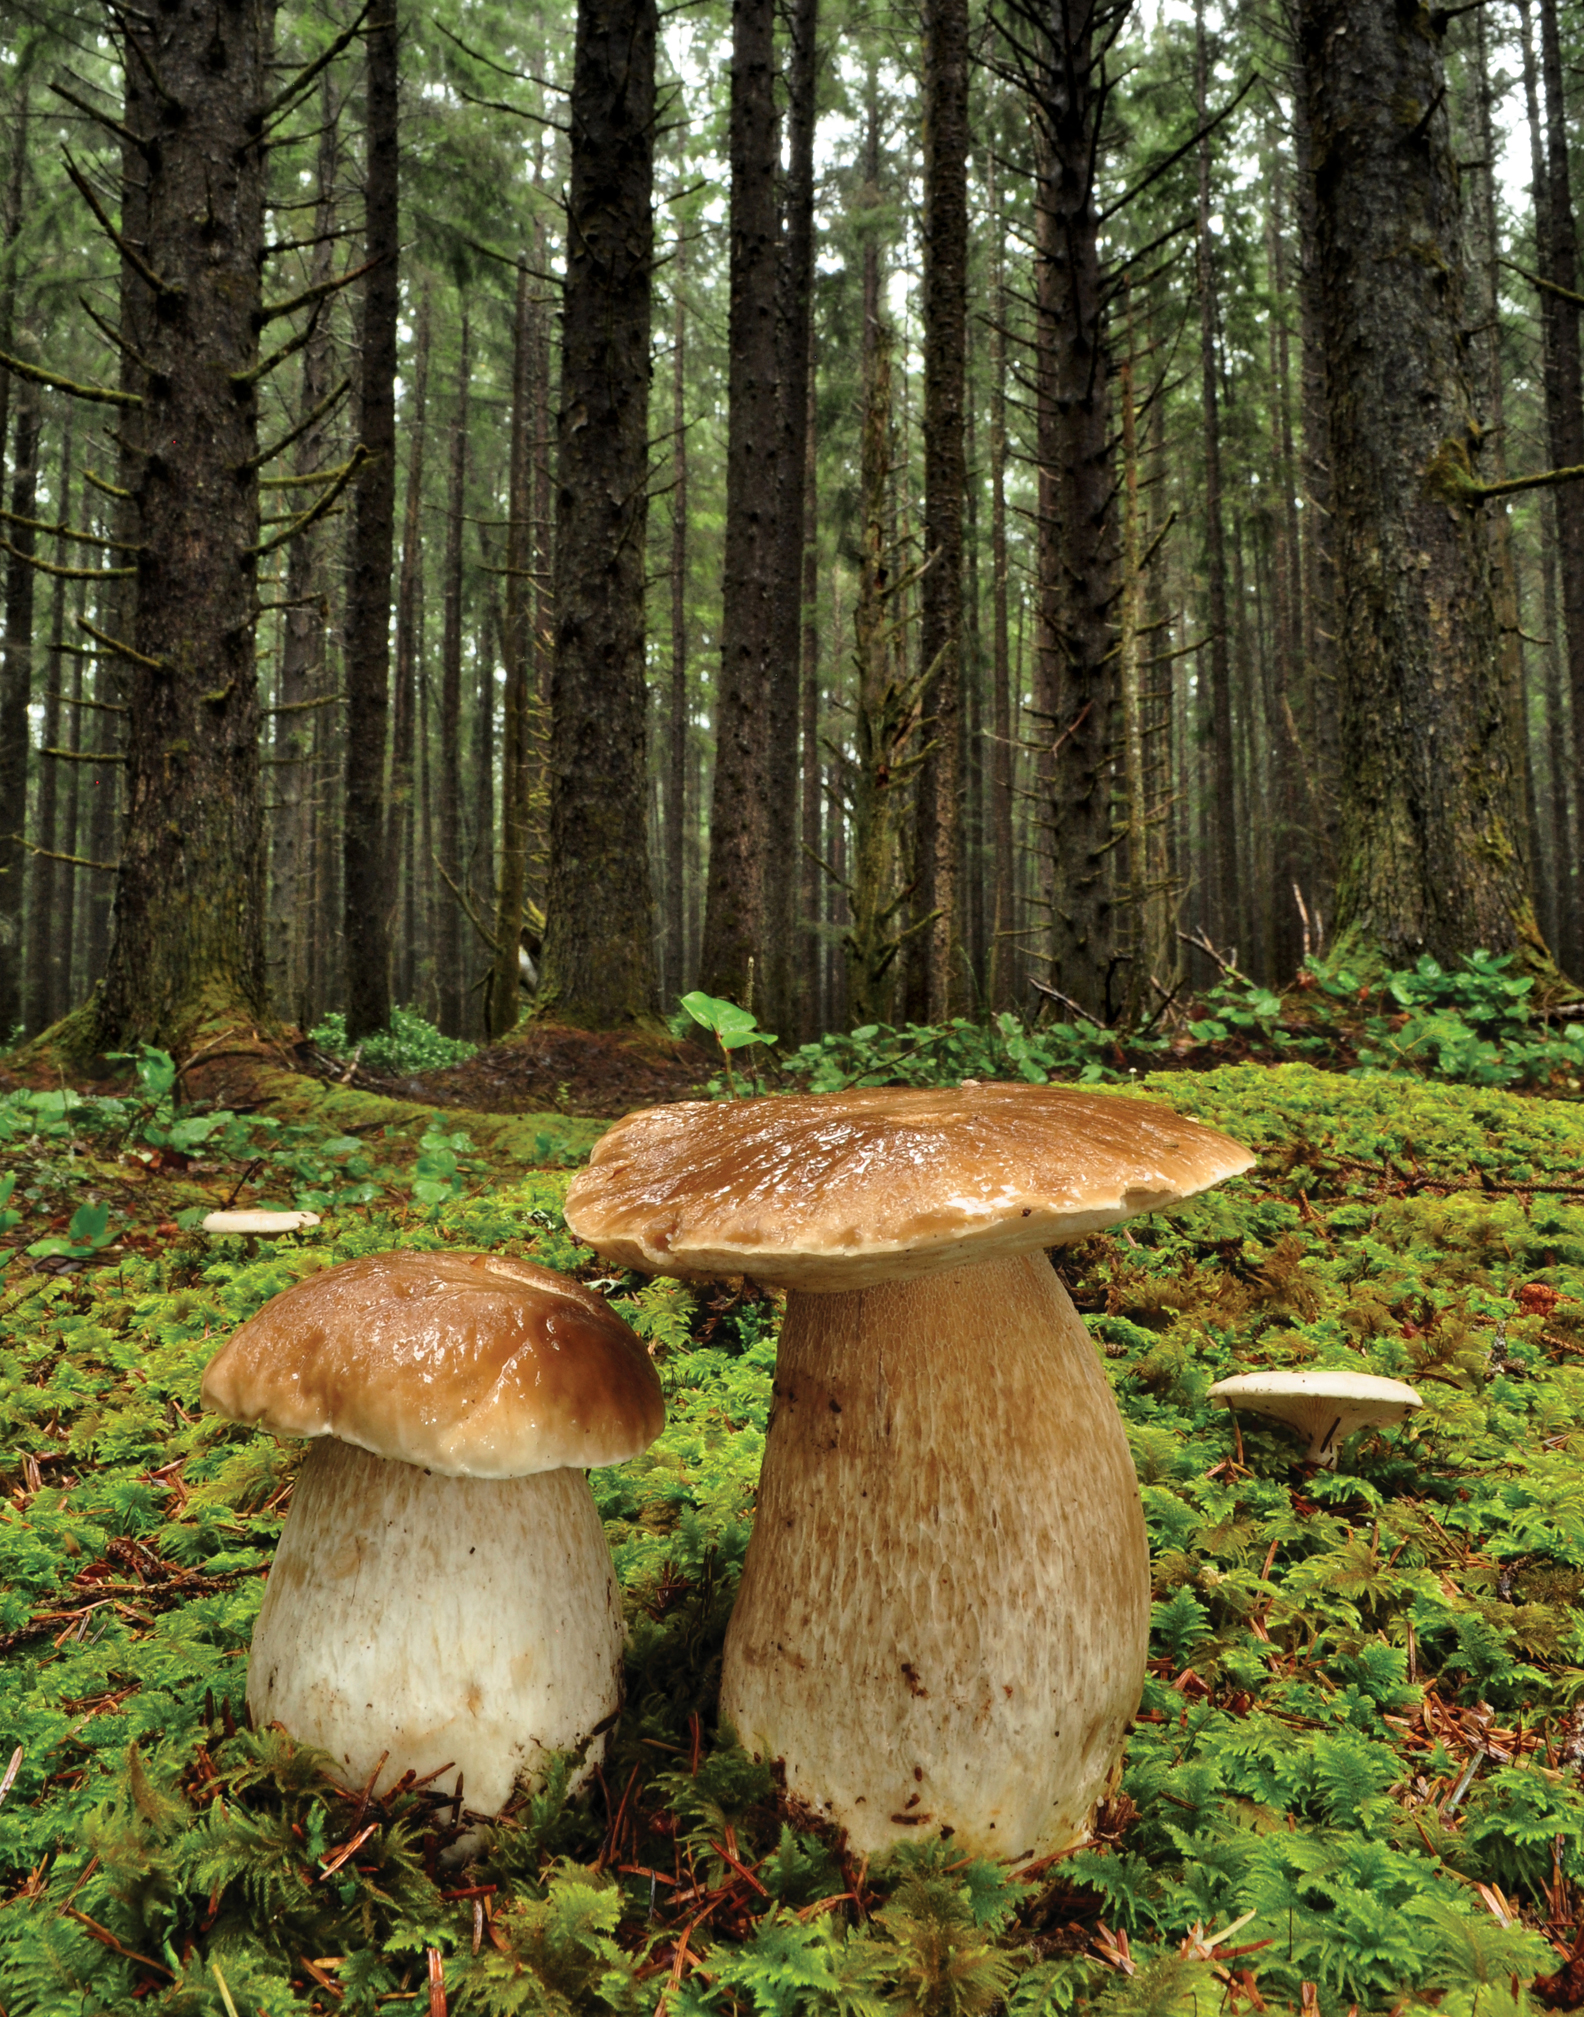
[345,1021,708,1119]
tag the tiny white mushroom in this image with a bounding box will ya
[201,1250,664,1842]
[202,1209,322,1237]
[1208,1368,1422,1468]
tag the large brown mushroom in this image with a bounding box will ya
[201,1250,663,1831]
[564,1083,1253,1859]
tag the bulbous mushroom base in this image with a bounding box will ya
[247,1441,623,1829]
[720,1251,1149,1860]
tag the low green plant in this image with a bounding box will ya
[309,1004,480,1078]
[679,991,779,1096]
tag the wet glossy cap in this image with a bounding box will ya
[563,1084,1255,1292]
[201,1250,665,1477]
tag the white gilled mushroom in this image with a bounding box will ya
[202,1209,322,1236]
[201,1250,663,1831]
[1208,1368,1422,1468]
[564,1084,1253,1860]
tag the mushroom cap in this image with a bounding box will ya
[1208,1368,1422,1449]
[203,1209,322,1236]
[563,1084,1255,1292]
[200,1250,664,1478]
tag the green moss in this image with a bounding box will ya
[5,1063,1584,2011]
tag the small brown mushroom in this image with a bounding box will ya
[1208,1368,1422,1467]
[564,1083,1253,1859]
[201,1250,663,1834]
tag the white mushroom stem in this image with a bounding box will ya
[720,1250,1149,1861]
[248,1440,623,1830]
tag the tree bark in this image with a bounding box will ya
[390,289,430,1010]
[26,409,71,1033]
[487,268,534,1040]
[341,7,400,1042]
[272,88,339,1033]
[915,0,969,1021]
[541,0,658,1025]
[698,0,780,1012]
[95,1,272,1051]
[1015,0,1121,1020]
[0,368,39,1036]
[1195,0,1238,955]
[437,311,470,1038]
[1301,0,1540,963]
[987,149,1016,1012]
[666,244,689,1007]
[763,0,819,1036]
[797,363,822,1040]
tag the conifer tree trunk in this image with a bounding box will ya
[1024,0,1119,1019]
[487,267,533,1039]
[437,312,469,1038]
[666,249,689,1006]
[699,0,779,1011]
[541,0,658,1025]
[987,150,1016,1011]
[26,411,70,1033]
[0,370,39,1037]
[272,94,339,1033]
[797,368,822,1040]
[342,7,400,1042]
[1195,0,1237,954]
[916,0,969,1022]
[765,0,819,1036]
[95,1,272,1051]
[1301,0,1540,962]
[390,290,430,1010]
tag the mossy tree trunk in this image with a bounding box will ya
[95,0,272,1053]
[1300,0,1541,966]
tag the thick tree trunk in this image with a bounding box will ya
[915,0,969,1022]
[698,0,779,1012]
[95,1,271,1051]
[437,312,469,1038]
[541,0,658,1025]
[764,0,819,1036]
[342,8,399,1042]
[1300,0,1540,963]
[1024,0,1119,1020]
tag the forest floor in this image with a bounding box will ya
[342,1021,707,1118]
[4,1043,1584,2014]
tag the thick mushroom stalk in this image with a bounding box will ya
[250,1440,622,1816]
[723,1252,1147,1859]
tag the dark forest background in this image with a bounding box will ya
[1,0,1582,1059]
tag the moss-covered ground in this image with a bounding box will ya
[4,1063,1584,2015]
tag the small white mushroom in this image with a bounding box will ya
[1208,1368,1422,1468]
[202,1209,322,1237]
[201,1250,664,1841]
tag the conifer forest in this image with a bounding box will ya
[10,0,1584,2011]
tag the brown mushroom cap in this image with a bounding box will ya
[201,1250,664,1478]
[564,1084,1255,1292]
